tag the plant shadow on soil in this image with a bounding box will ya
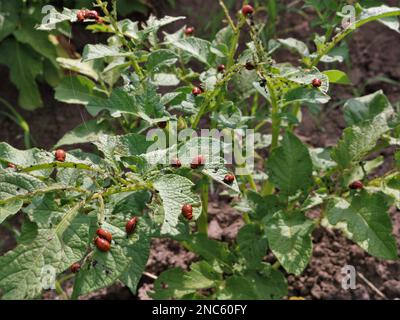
[1,0,400,300]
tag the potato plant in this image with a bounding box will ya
[0,0,151,110]
[1,1,400,300]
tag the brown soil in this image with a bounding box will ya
[1,0,400,300]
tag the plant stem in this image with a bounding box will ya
[247,174,257,191]
[55,280,69,300]
[289,102,300,131]
[191,64,243,129]
[0,98,32,148]
[197,181,209,235]
[0,185,90,206]
[96,0,144,79]
[267,81,280,151]
[218,0,237,33]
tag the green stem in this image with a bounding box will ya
[55,280,69,300]
[254,119,269,132]
[288,102,300,131]
[0,186,90,206]
[97,194,105,225]
[218,0,237,33]
[247,174,257,192]
[96,0,144,79]
[0,98,31,149]
[243,213,251,224]
[191,64,243,129]
[197,182,209,235]
[267,81,280,151]
[20,162,103,174]
[309,10,400,68]
[272,260,281,270]
[56,198,89,237]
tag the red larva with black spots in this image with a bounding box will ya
[192,86,203,96]
[125,217,139,235]
[7,163,16,169]
[96,228,113,242]
[76,9,102,23]
[312,78,322,88]
[55,149,66,162]
[223,173,235,184]
[171,158,182,168]
[242,4,254,16]
[184,26,195,36]
[217,64,226,73]
[94,237,111,252]
[77,10,86,22]
[181,204,193,220]
[191,155,206,169]
[245,62,255,70]
[349,181,363,190]
[70,262,81,273]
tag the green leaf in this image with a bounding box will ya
[0,213,92,299]
[343,90,392,126]
[23,194,66,228]
[267,132,313,195]
[246,191,283,222]
[86,88,136,117]
[323,70,351,85]
[202,162,240,193]
[183,234,234,273]
[327,191,397,260]
[0,1,21,41]
[342,156,384,187]
[0,171,47,205]
[237,224,268,269]
[36,8,79,31]
[0,200,23,224]
[110,190,151,217]
[82,44,132,62]
[284,87,330,105]
[151,73,180,86]
[218,266,287,300]
[56,58,99,81]
[378,15,400,32]
[265,211,314,275]
[0,39,42,110]
[175,137,240,193]
[152,261,219,299]
[153,174,201,235]
[87,83,167,124]
[93,133,152,163]
[280,66,329,93]
[72,217,151,297]
[55,76,103,105]
[278,38,309,56]
[167,37,218,65]
[118,19,140,39]
[141,15,185,40]
[119,237,151,294]
[13,14,59,70]
[309,147,336,171]
[331,111,391,168]
[0,143,54,177]
[55,119,114,148]
[146,49,178,72]
[358,5,400,29]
